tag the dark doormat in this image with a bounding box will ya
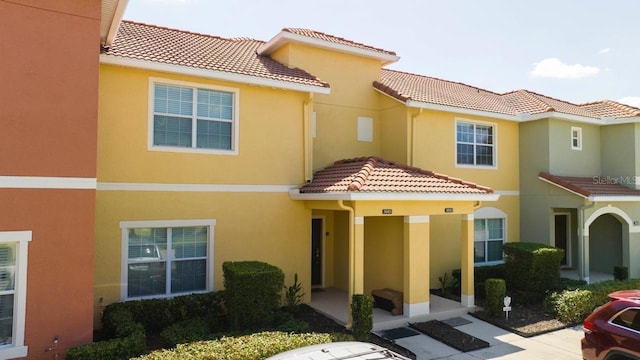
[378,327,421,340]
[410,320,490,352]
[442,316,472,327]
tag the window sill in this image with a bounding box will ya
[0,345,28,359]
[455,164,497,170]
[474,260,504,267]
[148,145,238,156]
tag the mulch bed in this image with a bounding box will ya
[410,320,489,352]
[470,303,573,337]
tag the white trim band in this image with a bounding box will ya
[403,301,430,317]
[98,182,296,193]
[0,176,96,189]
[404,215,430,224]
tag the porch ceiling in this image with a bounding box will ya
[290,157,498,201]
[539,172,640,201]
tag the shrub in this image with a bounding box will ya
[485,278,506,317]
[583,279,640,306]
[160,318,212,348]
[133,332,336,360]
[614,266,629,281]
[474,264,506,298]
[503,242,564,294]
[544,290,594,323]
[272,311,310,333]
[438,272,459,296]
[285,273,305,313]
[66,306,146,360]
[223,261,285,330]
[351,294,373,341]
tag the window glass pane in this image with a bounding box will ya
[0,294,13,346]
[155,85,192,116]
[474,242,485,262]
[128,262,166,298]
[129,228,167,260]
[457,123,474,142]
[487,240,504,262]
[197,89,233,120]
[487,219,503,240]
[474,219,487,242]
[197,120,232,150]
[172,227,207,259]
[475,145,493,166]
[475,125,493,145]
[154,116,192,147]
[171,259,207,293]
[0,245,15,291]
[457,144,474,164]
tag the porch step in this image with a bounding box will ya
[373,304,474,331]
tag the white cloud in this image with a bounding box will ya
[530,58,600,79]
[598,48,611,54]
[618,97,640,108]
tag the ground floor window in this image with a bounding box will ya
[0,231,30,359]
[121,220,215,300]
[474,218,505,264]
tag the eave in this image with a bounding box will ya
[289,189,500,202]
[100,54,331,95]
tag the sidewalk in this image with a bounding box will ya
[387,314,583,359]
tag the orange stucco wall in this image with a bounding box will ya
[0,0,100,358]
[0,0,100,177]
[0,189,96,358]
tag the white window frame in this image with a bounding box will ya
[0,231,30,359]
[148,78,240,155]
[120,219,215,301]
[357,116,373,142]
[571,126,582,150]
[473,207,506,266]
[455,118,497,169]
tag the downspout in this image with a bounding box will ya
[303,93,314,182]
[337,200,355,329]
[409,108,423,166]
[577,201,595,282]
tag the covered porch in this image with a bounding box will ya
[291,157,499,327]
[309,287,471,330]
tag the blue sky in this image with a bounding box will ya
[123,0,640,107]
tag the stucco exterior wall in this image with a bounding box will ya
[548,119,601,177]
[0,0,100,357]
[270,43,384,170]
[601,123,639,188]
[364,217,404,294]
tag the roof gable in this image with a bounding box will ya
[539,172,640,200]
[301,157,493,195]
[102,21,330,92]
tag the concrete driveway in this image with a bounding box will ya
[389,314,583,360]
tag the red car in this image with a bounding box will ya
[581,291,640,360]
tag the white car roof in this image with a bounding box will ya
[266,341,411,359]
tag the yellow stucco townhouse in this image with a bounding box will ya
[95,20,534,328]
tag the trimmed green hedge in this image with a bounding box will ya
[133,332,338,360]
[485,278,506,317]
[351,294,373,341]
[223,261,285,330]
[66,306,146,360]
[545,279,640,323]
[503,242,564,296]
[452,264,505,299]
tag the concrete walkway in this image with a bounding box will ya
[387,314,583,359]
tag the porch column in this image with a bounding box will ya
[460,214,475,307]
[403,215,430,317]
[578,227,590,283]
[353,216,365,295]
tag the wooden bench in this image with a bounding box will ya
[371,288,403,315]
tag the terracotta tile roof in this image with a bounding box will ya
[377,69,640,120]
[300,157,493,194]
[102,21,329,89]
[282,28,397,56]
[539,172,640,198]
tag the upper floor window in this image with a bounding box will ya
[150,78,239,155]
[571,127,582,150]
[121,220,215,300]
[456,120,495,167]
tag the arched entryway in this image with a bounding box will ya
[588,214,622,274]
